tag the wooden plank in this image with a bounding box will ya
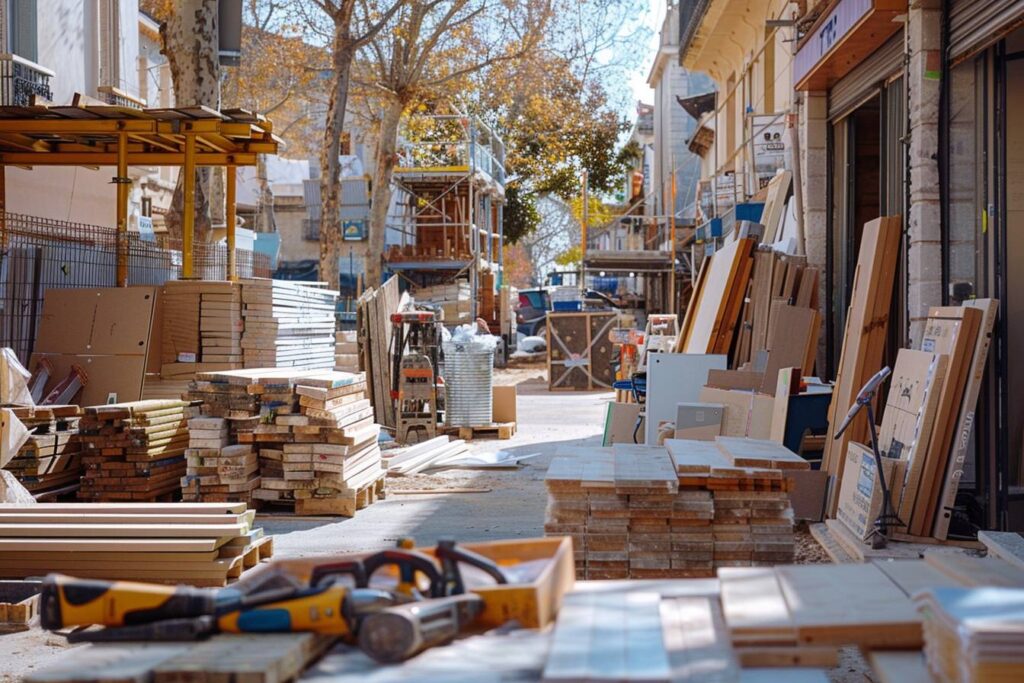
[736,647,838,668]
[773,563,922,648]
[714,437,810,470]
[683,239,755,354]
[718,567,797,645]
[822,216,902,516]
[872,559,963,597]
[0,502,247,514]
[661,596,740,682]
[923,552,1024,587]
[713,244,755,358]
[807,523,856,563]
[933,298,999,539]
[760,171,792,243]
[866,651,932,683]
[151,633,337,683]
[676,255,711,352]
[758,305,819,393]
[739,669,829,683]
[977,530,1024,572]
[911,306,981,536]
[25,644,192,683]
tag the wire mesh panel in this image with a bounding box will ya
[0,212,271,363]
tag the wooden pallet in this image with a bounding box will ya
[0,581,39,633]
[455,422,516,441]
[292,475,386,517]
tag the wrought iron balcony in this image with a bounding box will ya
[97,85,146,109]
[679,0,712,57]
[0,53,54,106]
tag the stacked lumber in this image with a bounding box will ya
[915,586,1024,683]
[181,417,260,503]
[0,502,271,587]
[544,442,794,580]
[5,405,82,495]
[187,369,385,516]
[383,436,471,475]
[77,400,196,502]
[334,329,360,372]
[413,281,471,323]
[240,279,338,370]
[676,240,821,381]
[160,280,244,372]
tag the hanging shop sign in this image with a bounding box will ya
[343,220,366,241]
[793,0,906,91]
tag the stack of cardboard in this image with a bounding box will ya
[544,440,799,580]
[0,502,272,586]
[334,329,359,372]
[5,405,82,495]
[186,369,384,516]
[240,279,338,369]
[915,586,1024,683]
[181,417,260,503]
[77,400,197,501]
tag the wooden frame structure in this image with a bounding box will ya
[0,104,280,284]
[546,311,617,391]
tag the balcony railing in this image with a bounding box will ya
[0,53,54,106]
[679,0,712,57]
[97,85,146,109]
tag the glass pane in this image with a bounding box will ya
[947,58,985,302]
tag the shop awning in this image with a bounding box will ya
[794,0,907,91]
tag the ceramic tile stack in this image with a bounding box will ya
[240,279,338,369]
[181,416,259,503]
[334,329,360,372]
[77,400,196,501]
[5,405,82,496]
[0,502,272,587]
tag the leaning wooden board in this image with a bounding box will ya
[932,298,998,539]
[682,238,755,354]
[822,216,902,515]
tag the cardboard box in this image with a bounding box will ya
[603,402,644,445]
[674,402,724,441]
[492,385,517,423]
[836,442,906,540]
[698,387,774,439]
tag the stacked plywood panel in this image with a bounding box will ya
[0,502,271,586]
[5,405,82,495]
[240,279,338,370]
[160,280,244,374]
[413,281,471,323]
[77,400,197,502]
[181,417,260,503]
[187,369,384,516]
[544,440,799,580]
[334,329,360,372]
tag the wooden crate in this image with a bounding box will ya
[547,311,617,391]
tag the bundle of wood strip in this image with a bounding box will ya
[160,280,244,375]
[240,279,338,370]
[187,369,385,516]
[545,440,799,580]
[77,400,196,501]
[5,405,82,496]
[0,502,271,587]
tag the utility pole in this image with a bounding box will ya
[581,169,589,290]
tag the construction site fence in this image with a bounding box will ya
[0,212,272,363]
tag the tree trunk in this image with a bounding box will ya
[366,99,404,287]
[255,154,276,233]
[162,0,221,246]
[318,31,356,290]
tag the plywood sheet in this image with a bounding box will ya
[35,287,157,356]
[645,353,727,444]
[683,239,755,354]
[718,567,796,645]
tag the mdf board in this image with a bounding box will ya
[911,306,981,536]
[757,304,820,394]
[644,353,727,445]
[823,216,902,515]
[933,299,998,539]
[873,350,948,530]
[682,238,755,354]
[31,286,158,405]
[547,312,617,391]
[773,563,922,648]
[698,387,775,440]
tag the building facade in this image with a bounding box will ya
[678,0,1024,528]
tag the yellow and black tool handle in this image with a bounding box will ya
[40,574,216,630]
[216,583,357,636]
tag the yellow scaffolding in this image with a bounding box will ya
[0,104,280,284]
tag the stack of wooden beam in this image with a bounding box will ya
[181,417,260,503]
[186,369,385,516]
[915,586,1024,683]
[240,279,338,370]
[0,502,272,586]
[334,329,359,372]
[4,405,82,496]
[160,280,244,375]
[77,400,197,502]
[545,440,800,580]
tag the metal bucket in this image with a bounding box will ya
[443,340,494,427]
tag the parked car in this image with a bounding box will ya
[516,288,551,337]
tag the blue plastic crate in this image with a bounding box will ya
[552,301,582,312]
